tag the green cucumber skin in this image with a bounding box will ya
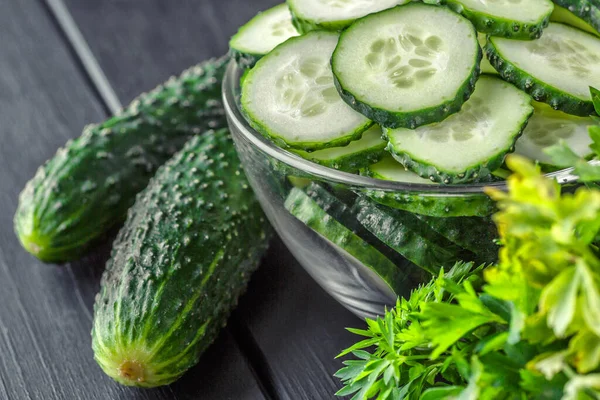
[244,113,373,152]
[552,1,600,35]
[303,183,430,283]
[361,189,496,218]
[359,165,496,217]
[417,215,499,263]
[92,129,271,388]
[485,37,596,116]
[229,48,262,69]
[333,43,482,130]
[382,105,532,184]
[14,57,229,262]
[445,0,551,40]
[285,187,411,295]
[286,1,352,33]
[295,144,386,172]
[353,197,475,275]
[242,93,374,151]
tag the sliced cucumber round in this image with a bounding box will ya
[551,2,600,36]
[486,23,600,116]
[286,0,408,33]
[241,31,373,151]
[331,3,481,129]
[361,156,496,217]
[515,101,594,165]
[444,0,553,39]
[292,124,385,171]
[284,186,411,295]
[229,4,299,69]
[478,34,498,76]
[385,76,533,184]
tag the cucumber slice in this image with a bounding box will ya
[331,3,481,129]
[292,124,386,171]
[241,31,373,151]
[551,2,600,36]
[515,101,594,165]
[443,0,553,39]
[286,0,408,33]
[303,183,430,283]
[416,215,499,264]
[478,34,498,76]
[284,187,411,295]
[361,156,496,217]
[486,23,600,116]
[353,197,472,274]
[229,4,299,68]
[385,76,533,184]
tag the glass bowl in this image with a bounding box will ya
[222,60,579,320]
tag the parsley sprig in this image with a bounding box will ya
[336,89,600,400]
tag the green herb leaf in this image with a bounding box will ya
[544,141,582,168]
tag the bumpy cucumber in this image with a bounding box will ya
[551,2,600,36]
[515,101,594,165]
[14,57,228,262]
[241,31,372,151]
[486,23,600,116]
[292,125,386,171]
[362,156,496,217]
[285,187,409,295]
[385,76,533,184]
[416,215,499,263]
[92,129,271,388]
[286,0,408,33]
[229,4,299,68]
[442,0,553,39]
[332,3,481,129]
[353,197,472,274]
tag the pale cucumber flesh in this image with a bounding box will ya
[478,34,498,76]
[366,155,436,184]
[241,31,372,151]
[515,101,594,165]
[445,0,553,39]
[489,23,600,106]
[332,3,480,129]
[292,124,386,171]
[454,0,553,23]
[287,0,409,32]
[229,4,299,61]
[385,76,533,184]
[551,3,600,36]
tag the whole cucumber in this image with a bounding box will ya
[14,57,228,262]
[92,128,271,387]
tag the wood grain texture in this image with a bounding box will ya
[63,1,363,399]
[64,0,280,103]
[235,240,360,400]
[0,0,264,398]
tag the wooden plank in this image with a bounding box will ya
[64,1,363,398]
[63,0,280,103]
[234,240,360,400]
[0,0,264,398]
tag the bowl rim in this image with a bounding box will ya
[222,60,579,194]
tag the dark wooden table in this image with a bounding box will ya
[0,1,361,399]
